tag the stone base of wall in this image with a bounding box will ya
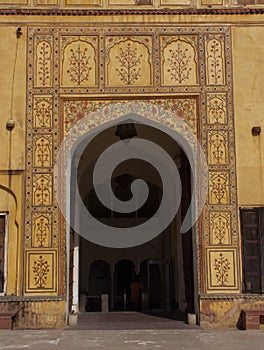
[200,295,264,329]
[0,299,65,329]
[2,295,264,329]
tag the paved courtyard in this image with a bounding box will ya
[1,328,264,350]
[0,313,264,350]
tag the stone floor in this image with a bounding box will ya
[0,312,264,350]
[66,311,195,330]
[1,328,264,349]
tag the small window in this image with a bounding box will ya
[240,208,264,294]
[0,214,7,294]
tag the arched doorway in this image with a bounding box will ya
[67,107,199,321]
[85,260,111,312]
[114,259,135,310]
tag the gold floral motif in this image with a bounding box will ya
[161,36,198,86]
[209,172,230,204]
[210,211,231,245]
[106,38,152,87]
[207,249,237,289]
[208,131,228,164]
[207,94,227,124]
[33,135,52,167]
[214,253,231,286]
[32,255,50,288]
[26,250,57,292]
[116,42,143,85]
[33,96,53,128]
[32,214,51,247]
[35,38,52,87]
[206,35,225,85]
[33,174,52,206]
[61,37,98,87]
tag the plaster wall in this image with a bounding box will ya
[0,26,26,298]
[233,26,264,206]
[0,26,26,171]
[0,14,263,329]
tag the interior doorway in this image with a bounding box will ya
[69,119,196,320]
[114,259,135,310]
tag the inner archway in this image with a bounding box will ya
[70,118,196,321]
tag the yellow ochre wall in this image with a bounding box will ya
[197,24,264,330]
[0,26,26,296]
[233,26,264,207]
[0,12,263,329]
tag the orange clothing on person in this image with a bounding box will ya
[130,282,141,302]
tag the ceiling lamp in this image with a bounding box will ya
[115,122,137,142]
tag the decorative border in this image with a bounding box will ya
[206,248,238,290]
[25,24,239,296]
[25,249,57,293]
[1,8,264,16]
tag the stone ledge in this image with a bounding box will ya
[0,7,264,16]
[200,294,264,300]
[0,296,64,302]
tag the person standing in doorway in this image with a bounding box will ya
[130,275,142,311]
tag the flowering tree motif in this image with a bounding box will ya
[207,95,226,124]
[116,42,143,85]
[33,175,52,206]
[32,256,50,288]
[214,253,230,286]
[167,42,192,84]
[209,132,227,164]
[36,41,51,87]
[210,172,229,204]
[34,98,52,128]
[211,135,224,163]
[67,45,92,85]
[211,213,230,245]
[34,137,52,167]
[33,215,50,247]
[207,38,224,85]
